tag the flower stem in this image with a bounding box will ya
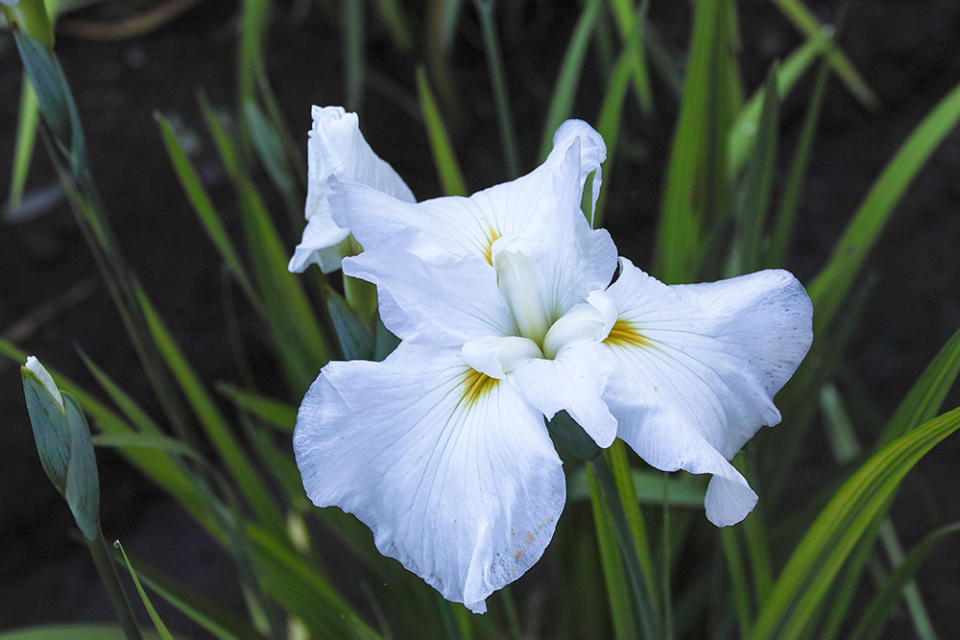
[589,456,661,639]
[2,0,54,49]
[661,472,673,640]
[86,527,143,640]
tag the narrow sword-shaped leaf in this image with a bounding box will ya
[750,407,960,639]
[538,0,601,160]
[808,82,960,334]
[606,0,654,114]
[595,8,645,228]
[728,37,822,176]
[343,0,365,112]
[245,523,381,640]
[134,286,284,534]
[415,65,468,196]
[473,0,520,178]
[765,43,831,267]
[653,0,722,283]
[1,345,220,542]
[876,327,960,449]
[8,78,40,213]
[721,526,753,638]
[217,384,297,433]
[587,464,638,640]
[114,541,174,640]
[123,558,262,640]
[849,522,960,640]
[733,65,778,273]
[767,0,877,109]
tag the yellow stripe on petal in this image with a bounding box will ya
[461,368,499,407]
[604,318,650,349]
[483,228,501,266]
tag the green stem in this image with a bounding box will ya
[86,527,143,640]
[343,0,365,112]
[473,0,520,178]
[3,0,54,48]
[661,472,674,640]
[8,78,39,213]
[589,456,661,639]
[499,586,523,640]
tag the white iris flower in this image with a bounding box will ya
[292,116,813,613]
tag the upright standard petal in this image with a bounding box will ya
[289,106,415,273]
[333,127,617,352]
[601,259,813,526]
[342,230,514,346]
[294,343,566,613]
[329,119,616,290]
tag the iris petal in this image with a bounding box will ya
[294,343,565,612]
[289,106,414,273]
[601,259,813,526]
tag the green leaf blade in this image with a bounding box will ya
[751,406,960,639]
[808,80,960,335]
[539,0,602,160]
[415,65,468,197]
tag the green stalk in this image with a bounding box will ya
[8,78,39,213]
[661,473,674,640]
[765,30,831,266]
[3,0,54,48]
[721,527,752,638]
[343,0,365,112]
[87,528,143,640]
[473,0,520,178]
[589,456,661,639]
[499,587,522,640]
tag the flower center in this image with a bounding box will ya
[460,240,618,379]
[492,244,553,345]
[541,290,617,359]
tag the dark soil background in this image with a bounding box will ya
[1,0,959,636]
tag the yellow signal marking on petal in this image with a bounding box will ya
[604,318,651,348]
[482,228,501,266]
[461,368,499,407]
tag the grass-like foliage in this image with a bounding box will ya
[2,0,959,638]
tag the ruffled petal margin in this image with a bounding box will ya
[601,259,813,526]
[293,342,565,612]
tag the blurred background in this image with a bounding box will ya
[1,0,959,634]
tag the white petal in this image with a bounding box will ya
[291,106,415,273]
[329,120,617,295]
[461,336,543,379]
[294,343,565,612]
[512,341,618,448]
[342,230,513,346]
[288,211,352,273]
[602,259,813,525]
[551,119,605,222]
[542,289,617,359]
